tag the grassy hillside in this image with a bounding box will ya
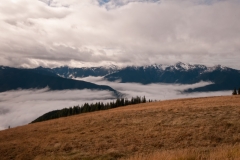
[0,96,240,160]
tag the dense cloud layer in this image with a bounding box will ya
[0,80,231,130]
[0,88,114,130]
[0,0,240,68]
[77,77,231,100]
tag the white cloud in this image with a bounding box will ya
[77,77,231,101]
[0,80,231,130]
[0,0,239,69]
[0,88,114,130]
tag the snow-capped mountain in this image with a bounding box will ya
[1,62,239,92]
[48,62,239,85]
[121,62,227,73]
[165,62,207,71]
[103,62,240,92]
[47,62,235,80]
[28,62,240,92]
[51,65,121,78]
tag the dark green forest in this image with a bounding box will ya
[232,88,240,95]
[31,96,150,123]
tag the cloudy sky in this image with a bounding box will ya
[0,0,240,69]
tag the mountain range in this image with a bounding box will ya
[1,62,240,93]
[104,62,240,92]
[48,62,240,92]
[51,65,119,78]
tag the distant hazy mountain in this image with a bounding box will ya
[0,66,120,97]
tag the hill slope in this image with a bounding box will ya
[0,96,240,160]
[0,66,119,97]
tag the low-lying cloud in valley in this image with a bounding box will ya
[0,88,114,130]
[77,77,231,100]
[0,80,231,130]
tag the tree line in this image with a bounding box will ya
[232,88,240,95]
[31,96,151,123]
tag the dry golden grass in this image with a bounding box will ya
[0,95,240,160]
[122,145,240,160]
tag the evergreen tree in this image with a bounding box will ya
[142,96,146,103]
[32,96,153,123]
[232,88,237,95]
[131,97,134,104]
[120,98,125,106]
[68,107,73,116]
[125,99,129,105]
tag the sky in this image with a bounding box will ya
[0,0,240,69]
[0,79,231,130]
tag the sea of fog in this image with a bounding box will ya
[0,77,231,130]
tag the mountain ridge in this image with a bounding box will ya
[41,62,238,79]
[1,62,239,92]
[0,67,120,97]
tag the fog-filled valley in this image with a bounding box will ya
[0,78,231,130]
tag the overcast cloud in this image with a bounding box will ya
[0,0,240,69]
[0,80,231,130]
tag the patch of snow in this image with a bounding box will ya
[101,64,122,70]
[174,62,203,71]
[143,64,157,70]
[176,62,190,70]
[166,62,208,71]
[142,64,170,70]
[57,74,65,78]
[203,65,229,73]
[159,64,170,70]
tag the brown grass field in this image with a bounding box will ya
[1,95,240,160]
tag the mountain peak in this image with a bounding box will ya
[213,65,227,69]
[175,62,190,69]
[164,62,191,71]
[101,64,120,70]
[175,62,186,65]
[204,65,230,73]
